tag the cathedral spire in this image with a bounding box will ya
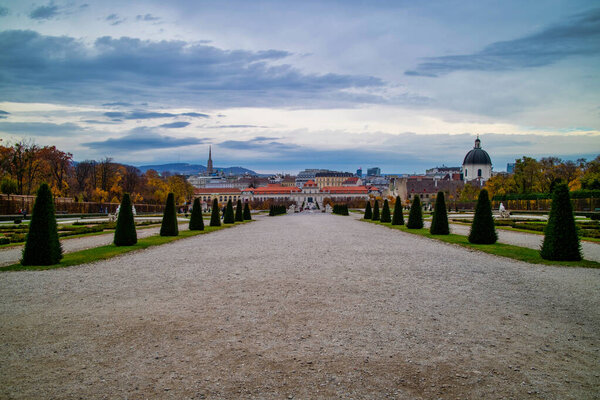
[207,145,213,174]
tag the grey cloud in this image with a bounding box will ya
[210,125,267,129]
[0,110,9,119]
[136,14,160,22]
[102,102,133,107]
[0,122,83,136]
[84,127,205,151]
[0,30,385,107]
[159,122,190,128]
[0,6,9,16]
[29,4,59,20]
[219,137,299,151]
[407,8,600,77]
[102,111,209,119]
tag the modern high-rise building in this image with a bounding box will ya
[356,167,362,178]
[367,167,381,177]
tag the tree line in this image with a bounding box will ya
[0,141,194,205]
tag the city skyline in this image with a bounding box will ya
[0,1,599,173]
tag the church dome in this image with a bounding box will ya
[463,137,491,165]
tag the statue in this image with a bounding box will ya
[499,202,510,218]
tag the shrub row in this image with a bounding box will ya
[269,204,287,216]
[332,204,349,215]
[493,189,600,201]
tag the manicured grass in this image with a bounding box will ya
[1,222,250,272]
[362,219,600,268]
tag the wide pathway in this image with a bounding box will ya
[1,213,599,399]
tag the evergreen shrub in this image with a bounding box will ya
[210,198,221,226]
[363,202,372,219]
[21,183,63,265]
[332,204,349,215]
[380,199,391,223]
[372,200,380,221]
[269,205,287,216]
[430,191,450,235]
[114,193,137,245]
[189,198,204,231]
[223,199,235,224]
[540,184,581,261]
[406,196,423,229]
[243,202,252,220]
[391,196,404,225]
[235,199,244,221]
[160,192,179,236]
[468,189,497,244]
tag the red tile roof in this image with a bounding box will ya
[194,188,242,194]
[321,186,369,194]
[246,184,302,195]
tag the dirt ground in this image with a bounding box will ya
[1,213,599,399]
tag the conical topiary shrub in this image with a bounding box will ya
[210,198,221,226]
[406,196,423,229]
[223,199,235,223]
[391,196,404,226]
[430,191,449,235]
[189,198,204,231]
[21,183,63,265]
[160,192,179,236]
[540,184,581,261]
[380,199,391,223]
[235,199,244,222]
[243,202,252,220]
[468,189,497,244]
[114,193,137,245]
[372,200,380,221]
[364,201,372,219]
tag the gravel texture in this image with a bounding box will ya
[1,213,599,399]
[0,221,190,267]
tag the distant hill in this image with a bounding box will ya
[138,163,257,176]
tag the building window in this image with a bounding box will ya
[478,169,482,177]
[465,169,467,177]
[219,196,222,201]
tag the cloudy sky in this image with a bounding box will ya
[0,0,599,173]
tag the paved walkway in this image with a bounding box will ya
[1,213,598,399]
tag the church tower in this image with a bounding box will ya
[207,145,213,175]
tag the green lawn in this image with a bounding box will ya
[1,222,249,272]
[362,219,599,268]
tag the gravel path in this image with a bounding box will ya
[0,221,190,267]
[1,214,599,399]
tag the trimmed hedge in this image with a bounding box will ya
[391,196,404,226]
[210,198,221,227]
[160,192,179,236]
[430,191,449,235]
[235,199,244,222]
[21,183,63,265]
[269,205,287,216]
[243,202,252,220]
[406,196,423,229]
[540,184,581,261]
[332,204,349,215]
[114,193,137,246]
[223,199,235,224]
[468,189,497,244]
[189,198,205,231]
[364,202,372,219]
[380,199,391,223]
[493,189,600,201]
[372,200,380,221]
